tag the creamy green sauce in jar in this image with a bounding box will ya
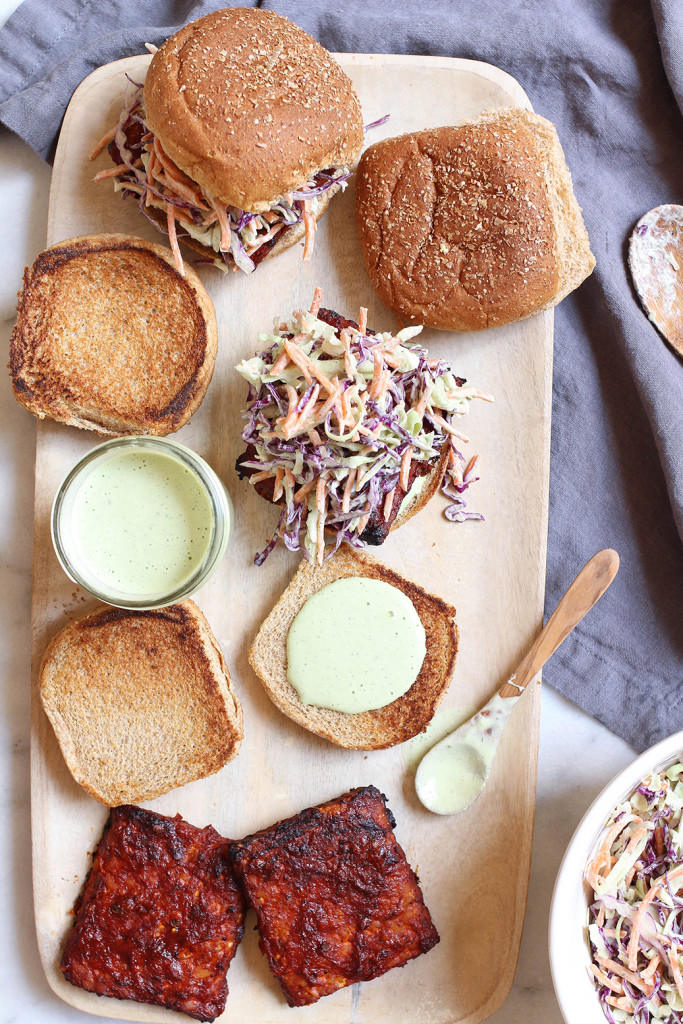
[67,449,213,597]
[286,577,426,713]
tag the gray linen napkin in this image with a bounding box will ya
[1,0,681,751]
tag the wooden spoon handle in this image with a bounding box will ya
[498,549,620,698]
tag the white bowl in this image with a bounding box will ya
[549,728,683,1024]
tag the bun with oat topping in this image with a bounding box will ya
[354,108,595,331]
[91,8,364,275]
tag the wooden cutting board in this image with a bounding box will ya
[31,53,552,1024]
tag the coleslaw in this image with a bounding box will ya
[586,762,683,1023]
[236,289,493,565]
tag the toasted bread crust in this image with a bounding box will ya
[249,546,457,749]
[39,600,243,804]
[10,234,217,436]
[355,108,595,331]
[144,9,363,212]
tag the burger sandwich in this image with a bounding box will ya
[235,289,493,565]
[90,8,364,275]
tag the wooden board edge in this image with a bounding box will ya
[32,49,553,1024]
[465,306,553,1024]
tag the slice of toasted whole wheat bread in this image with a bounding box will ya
[249,546,457,749]
[10,233,217,436]
[39,600,243,805]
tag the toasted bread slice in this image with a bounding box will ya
[39,600,243,805]
[10,233,217,436]
[249,546,457,749]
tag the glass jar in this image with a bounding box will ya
[51,436,233,609]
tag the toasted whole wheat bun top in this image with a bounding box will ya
[10,233,217,436]
[355,108,595,331]
[144,8,364,213]
[249,546,458,750]
[39,601,243,806]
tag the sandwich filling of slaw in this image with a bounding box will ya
[235,289,493,565]
[89,78,351,276]
[586,762,683,1024]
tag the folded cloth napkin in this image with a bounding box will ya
[1,0,681,751]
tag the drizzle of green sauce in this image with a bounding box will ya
[286,577,426,713]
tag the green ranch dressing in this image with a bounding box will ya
[286,577,426,713]
[415,694,518,815]
[68,449,213,598]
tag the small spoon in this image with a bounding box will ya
[415,548,620,815]
[628,204,683,357]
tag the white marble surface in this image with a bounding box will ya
[0,8,637,1021]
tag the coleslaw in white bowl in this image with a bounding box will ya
[550,730,683,1024]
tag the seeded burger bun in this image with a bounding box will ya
[10,234,217,436]
[139,7,364,267]
[355,107,595,331]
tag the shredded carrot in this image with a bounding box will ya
[93,164,127,181]
[606,995,634,1011]
[358,307,368,335]
[307,428,323,447]
[293,480,316,504]
[153,138,204,196]
[356,511,371,534]
[415,382,433,419]
[88,126,117,161]
[212,200,232,251]
[282,340,313,384]
[272,468,285,503]
[310,287,324,317]
[166,205,185,277]
[302,200,316,261]
[249,469,276,484]
[284,384,299,417]
[314,381,342,424]
[383,487,396,521]
[271,348,291,376]
[430,411,470,442]
[463,454,479,479]
[596,956,654,996]
[157,170,210,209]
[368,348,384,400]
[641,955,660,982]
[146,150,157,205]
[342,468,357,513]
[341,328,355,380]
[400,448,412,490]
[588,966,624,995]
[283,339,337,395]
[316,476,327,564]
[294,383,320,431]
[670,948,683,1003]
